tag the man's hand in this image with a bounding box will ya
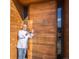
[32,29,34,33]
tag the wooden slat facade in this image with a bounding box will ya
[10,0,69,59]
[28,1,57,59]
[10,0,23,59]
[11,0,57,59]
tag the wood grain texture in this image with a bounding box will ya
[17,0,56,6]
[63,0,69,59]
[28,1,57,59]
[10,0,23,59]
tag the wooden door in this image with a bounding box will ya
[28,1,57,59]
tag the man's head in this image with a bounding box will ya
[20,22,28,30]
[22,24,27,30]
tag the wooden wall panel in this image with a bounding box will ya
[10,0,23,59]
[28,1,57,59]
[18,0,56,6]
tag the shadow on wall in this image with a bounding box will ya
[12,0,27,20]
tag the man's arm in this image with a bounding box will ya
[18,31,25,39]
[28,29,34,38]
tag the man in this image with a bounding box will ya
[17,23,34,59]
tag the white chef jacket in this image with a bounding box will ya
[17,30,33,48]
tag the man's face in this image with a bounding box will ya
[22,24,27,30]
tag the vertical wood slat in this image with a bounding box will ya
[63,0,69,59]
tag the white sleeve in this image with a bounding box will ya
[18,31,25,39]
